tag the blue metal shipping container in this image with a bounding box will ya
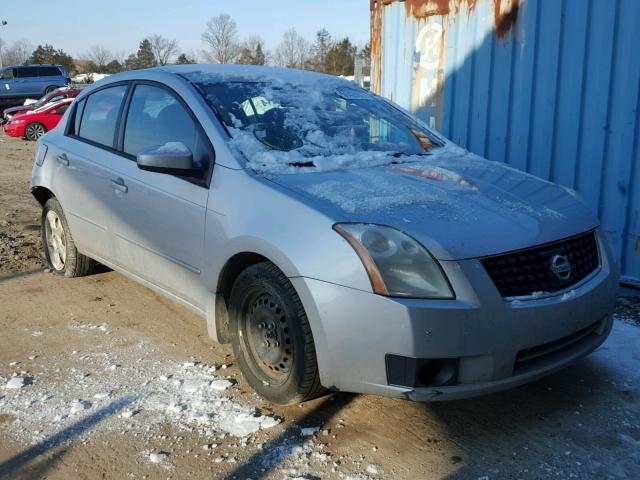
[371,0,640,286]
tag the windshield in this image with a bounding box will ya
[191,79,442,173]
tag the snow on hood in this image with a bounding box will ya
[266,146,599,260]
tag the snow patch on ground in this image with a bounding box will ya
[0,347,279,446]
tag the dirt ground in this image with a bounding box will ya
[1,138,639,480]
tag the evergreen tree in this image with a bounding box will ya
[325,38,356,76]
[135,39,156,68]
[310,29,333,72]
[105,60,123,73]
[29,44,75,73]
[253,43,266,65]
[237,47,254,65]
[122,54,139,71]
[176,53,197,64]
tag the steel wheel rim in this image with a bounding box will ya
[45,210,66,270]
[27,123,45,140]
[242,291,293,384]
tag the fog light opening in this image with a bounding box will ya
[418,359,457,387]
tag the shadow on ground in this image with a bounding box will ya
[0,396,134,480]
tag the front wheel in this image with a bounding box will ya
[42,197,95,277]
[229,262,324,405]
[25,122,46,141]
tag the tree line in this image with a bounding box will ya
[0,13,369,78]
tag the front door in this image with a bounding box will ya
[107,83,214,310]
[0,68,16,97]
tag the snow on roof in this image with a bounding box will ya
[155,64,344,86]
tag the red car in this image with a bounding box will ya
[4,98,74,140]
[2,87,80,125]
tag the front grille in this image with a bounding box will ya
[481,231,599,297]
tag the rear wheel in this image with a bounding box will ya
[25,122,46,141]
[45,86,57,94]
[229,262,324,405]
[42,197,95,277]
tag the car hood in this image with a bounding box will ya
[4,105,33,115]
[266,146,599,260]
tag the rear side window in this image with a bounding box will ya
[77,85,127,147]
[15,67,39,78]
[39,67,62,77]
[1,69,14,80]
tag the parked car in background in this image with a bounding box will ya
[5,98,73,140]
[30,65,618,405]
[2,87,80,125]
[0,65,71,104]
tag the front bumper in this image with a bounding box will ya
[4,124,24,137]
[291,230,619,401]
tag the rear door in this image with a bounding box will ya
[107,82,213,309]
[39,66,65,90]
[52,84,129,262]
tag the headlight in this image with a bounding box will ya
[334,223,454,299]
[10,119,25,125]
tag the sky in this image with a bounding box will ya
[0,0,371,59]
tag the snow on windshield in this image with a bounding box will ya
[185,71,443,174]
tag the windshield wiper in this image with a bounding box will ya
[390,151,432,158]
[288,161,316,168]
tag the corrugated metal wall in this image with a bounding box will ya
[371,0,640,285]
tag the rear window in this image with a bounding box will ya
[39,67,62,77]
[16,67,40,78]
[77,85,127,147]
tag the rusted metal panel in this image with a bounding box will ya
[371,0,640,284]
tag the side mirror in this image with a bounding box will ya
[136,142,200,177]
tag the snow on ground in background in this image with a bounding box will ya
[0,339,279,446]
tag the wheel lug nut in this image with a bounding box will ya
[268,323,275,330]
[273,340,280,348]
[263,340,270,348]
[258,322,266,329]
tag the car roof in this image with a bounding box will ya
[120,64,346,86]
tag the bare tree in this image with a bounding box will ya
[85,45,114,70]
[148,34,179,66]
[2,39,33,66]
[201,14,241,64]
[273,28,310,69]
[113,50,128,65]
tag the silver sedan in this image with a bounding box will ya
[30,65,618,405]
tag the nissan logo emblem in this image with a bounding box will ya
[550,254,572,281]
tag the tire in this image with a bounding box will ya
[25,122,47,141]
[41,197,95,277]
[45,86,57,94]
[229,262,324,405]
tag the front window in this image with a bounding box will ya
[188,76,442,174]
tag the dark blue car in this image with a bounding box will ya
[0,64,70,103]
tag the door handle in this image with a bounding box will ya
[56,153,69,166]
[110,178,128,194]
